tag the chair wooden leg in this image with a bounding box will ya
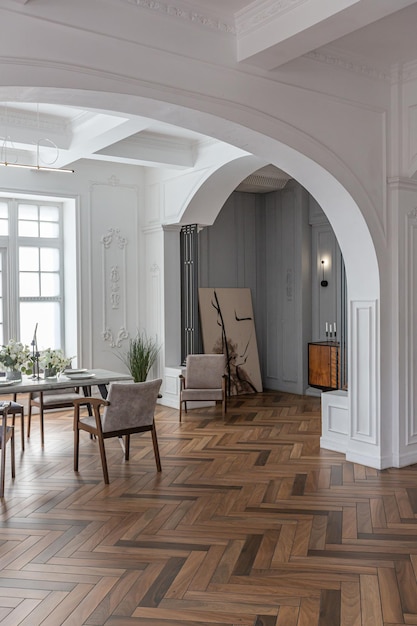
[74,427,80,472]
[125,435,130,461]
[179,399,182,422]
[27,402,32,438]
[151,423,162,472]
[19,409,24,451]
[0,434,6,499]
[10,428,15,479]
[97,436,110,484]
[40,409,45,447]
[222,394,226,420]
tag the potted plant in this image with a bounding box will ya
[119,332,160,382]
[39,348,73,378]
[0,339,32,380]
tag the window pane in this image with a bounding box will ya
[19,220,39,237]
[41,273,60,296]
[0,220,8,236]
[40,221,59,238]
[40,248,59,271]
[18,204,38,220]
[20,302,61,351]
[19,273,39,297]
[19,247,39,272]
[40,206,59,222]
[0,203,8,219]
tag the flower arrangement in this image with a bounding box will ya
[0,339,32,373]
[39,348,73,373]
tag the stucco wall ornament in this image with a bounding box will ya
[101,228,127,250]
[101,229,128,347]
[102,326,129,348]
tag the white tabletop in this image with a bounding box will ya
[0,368,132,395]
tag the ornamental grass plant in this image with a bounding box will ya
[119,332,160,382]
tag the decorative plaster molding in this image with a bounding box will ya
[406,209,417,443]
[101,228,127,250]
[102,326,129,348]
[125,0,235,33]
[101,228,128,347]
[0,109,66,135]
[236,0,308,35]
[306,50,390,82]
[408,207,417,222]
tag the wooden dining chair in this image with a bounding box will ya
[73,378,162,484]
[5,397,25,450]
[28,388,89,446]
[0,403,15,497]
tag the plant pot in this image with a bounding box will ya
[6,369,22,382]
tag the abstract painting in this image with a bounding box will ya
[198,288,262,395]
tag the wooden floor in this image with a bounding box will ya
[1,391,417,625]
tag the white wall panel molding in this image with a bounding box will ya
[405,207,417,444]
[350,300,378,444]
[407,105,417,177]
[100,227,129,348]
[89,176,140,368]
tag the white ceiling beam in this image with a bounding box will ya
[91,134,195,169]
[53,117,151,168]
[236,0,417,70]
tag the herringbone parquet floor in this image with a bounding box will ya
[0,390,417,625]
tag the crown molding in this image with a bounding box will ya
[124,0,235,34]
[235,0,307,36]
[306,49,390,82]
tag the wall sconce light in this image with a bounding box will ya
[321,260,328,287]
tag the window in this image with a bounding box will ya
[0,198,65,351]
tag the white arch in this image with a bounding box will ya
[0,86,382,466]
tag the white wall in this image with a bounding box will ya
[0,160,145,375]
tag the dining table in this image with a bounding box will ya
[0,368,133,445]
[0,368,133,399]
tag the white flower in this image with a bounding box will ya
[0,339,32,373]
[39,348,73,372]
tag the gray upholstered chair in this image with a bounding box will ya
[179,354,227,422]
[73,378,162,484]
[0,403,15,497]
[28,387,90,446]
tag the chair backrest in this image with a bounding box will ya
[102,378,162,433]
[185,354,225,390]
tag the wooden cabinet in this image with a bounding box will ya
[308,342,340,390]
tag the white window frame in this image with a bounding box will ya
[1,198,66,350]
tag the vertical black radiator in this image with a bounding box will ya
[180,225,201,364]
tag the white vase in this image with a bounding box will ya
[6,369,22,382]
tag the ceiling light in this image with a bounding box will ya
[0,161,74,173]
[0,103,75,174]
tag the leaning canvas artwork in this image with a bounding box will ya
[198,288,263,395]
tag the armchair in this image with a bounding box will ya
[179,354,227,422]
[73,378,162,484]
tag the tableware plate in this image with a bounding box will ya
[64,368,88,375]
[65,372,95,380]
[0,381,15,387]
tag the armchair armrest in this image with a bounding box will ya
[73,397,110,409]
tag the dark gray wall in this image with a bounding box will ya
[199,182,340,394]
